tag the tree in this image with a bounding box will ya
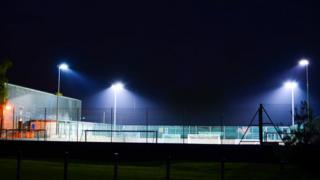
[284,101,320,145]
[0,59,12,133]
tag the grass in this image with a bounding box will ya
[0,158,317,180]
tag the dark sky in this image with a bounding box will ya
[0,1,319,121]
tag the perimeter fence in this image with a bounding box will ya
[0,104,304,144]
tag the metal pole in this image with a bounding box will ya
[56,68,61,135]
[166,156,171,180]
[16,151,21,180]
[113,153,119,180]
[146,108,148,143]
[279,160,285,179]
[292,88,295,126]
[64,152,69,180]
[0,104,3,137]
[306,65,310,122]
[44,108,47,140]
[12,107,15,130]
[102,111,106,124]
[76,108,79,142]
[85,130,87,142]
[258,104,263,145]
[183,109,186,144]
[111,108,113,143]
[220,158,225,180]
[220,115,223,145]
[12,106,16,139]
[113,90,117,131]
[182,125,185,144]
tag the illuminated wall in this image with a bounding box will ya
[2,83,81,129]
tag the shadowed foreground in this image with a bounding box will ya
[0,158,316,180]
[1,141,320,179]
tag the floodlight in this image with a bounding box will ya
[299,59,309,66]
[284,81,298,89]
[111,82,124,91]
[58,63,69,70]
[298,58,311,123]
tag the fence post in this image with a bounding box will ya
[12,107,15,132]
[113,153,119,180]
[76,108,79,142]
[16,151,21,180]
[279,160,285,179]
[166,155,171,180]
[146,108,149,143]
[182,125,185,144]
[220,114,225,144]
[111,108,113,143]
[64,152,69,180]
[85,130,87,142]
[220,157,225,180]
[182,108,186,144]
[44,108,47,141]
[37,131,40,141]
[0,112,2,138]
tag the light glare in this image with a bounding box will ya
[58,63,69,70]
[111,82,124,91]
[284,81,298,89]
[299,59,309,66]
[5,105,12,111]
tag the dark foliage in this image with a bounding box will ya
[284,101,320,145]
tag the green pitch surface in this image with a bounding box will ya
[0,158,316,180]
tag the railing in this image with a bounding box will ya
[84,130,159,143]
[0,129,47,141]
[0,124,289,145]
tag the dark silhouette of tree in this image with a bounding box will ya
[284,101,320,145]
[0,58,12,134]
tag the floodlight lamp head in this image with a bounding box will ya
[111,82,124,91]
[299,59,309,66]
[58,63,69,71]
[284,81,298,89]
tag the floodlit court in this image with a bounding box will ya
[0,83,291,145]
[1,122,290,144]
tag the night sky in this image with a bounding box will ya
[1,1,319,124]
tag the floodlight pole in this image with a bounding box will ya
[56,67,61,134]
[291,87,295,126]
[111,82,124,131]
[299,59,310,122]
[306,65,310,122]
[258,104,263,145]
[113,89,117,131]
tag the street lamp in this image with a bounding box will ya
[111,82,124,130]
[298,59,310,122]
[57,63,69,96]
[284,81,298,126]
[56,63,69,134]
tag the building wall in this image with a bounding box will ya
[2,83,82,129]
